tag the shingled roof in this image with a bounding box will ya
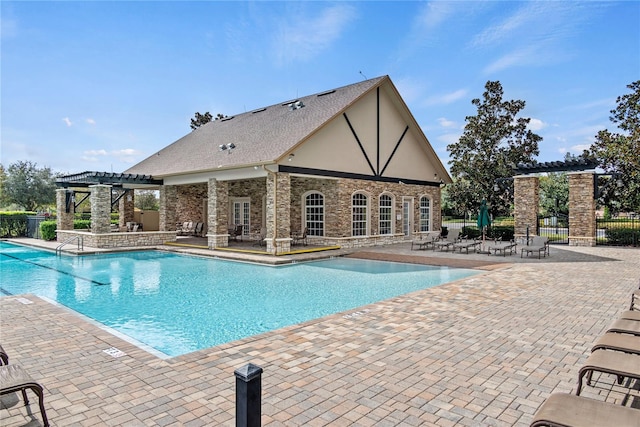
[124,76,388,177]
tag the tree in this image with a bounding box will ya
[539,173,569,217]
[4,161,58,211]
[588,80,640,213]
[190,112,227,130]
[0,164,8,208]
[135,190,159,210]
[447,81,542,217]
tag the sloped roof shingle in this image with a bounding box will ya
[124,76,388,177]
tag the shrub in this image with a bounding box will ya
[488,225,515,241]
[40,220,57,241]
[461,226,482,239]
[605,228,639,246]
[0,211,35,237]
[74,220,91,230]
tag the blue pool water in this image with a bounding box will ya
[0,241,477,357]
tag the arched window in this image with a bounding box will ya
[304,192,324,236]
[419,196,431,232]
[352,192,369,236]
[379,194,393,235]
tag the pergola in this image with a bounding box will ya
[511,159,601,246]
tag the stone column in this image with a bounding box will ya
[265,172,291,255]
[159,185,177,231]
[118,190,135,229]
[89,184,112,234]
[568,172,596,246]
[207,178,229,248]
[56,189,74,232]
[514,175,539,239]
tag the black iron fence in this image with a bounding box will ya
[537,213,569,244]
[596,216,640,246]
[441,215,515,241]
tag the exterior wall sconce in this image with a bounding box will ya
[288,153,295,162]
[594,172,623,198]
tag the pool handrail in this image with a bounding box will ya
[55,235,83,255]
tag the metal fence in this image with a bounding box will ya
[596,216,640,246]
[441,215,515,240]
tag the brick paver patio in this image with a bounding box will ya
[1,240,639,426]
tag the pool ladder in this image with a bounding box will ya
[56,235,83,255]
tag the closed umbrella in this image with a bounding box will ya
[477,200,491,252]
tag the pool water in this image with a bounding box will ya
[0,242,477,357]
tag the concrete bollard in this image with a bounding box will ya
[235,363,263,427]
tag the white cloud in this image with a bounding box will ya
[81,148,142,164]
[570,143,591,153]
[437,133,461,146]
[483,46,539,74]
[1,18,18,39]
[424,89,468,106]
[437,118,456,128]
[273,4,357,65]
[62,117,72,127]
[86,118,96,125]
[83,149,108,157]
[394,77,426,105]
[527,118,546,131]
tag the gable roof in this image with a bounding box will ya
[125,76,388,177]
[124,75,451,184]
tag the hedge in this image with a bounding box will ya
[460,225,514,241]
[40,221,57,241]
[605,228,640,246]
[0,212,36,237]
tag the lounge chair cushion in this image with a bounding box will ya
[620,310,640,321]
[577,349,640,395]
[0,364,50,426]
[530,393,640,427]
[591,332,640,355]
[606,318,640,336]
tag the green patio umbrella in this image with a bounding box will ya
[477,200,491,251]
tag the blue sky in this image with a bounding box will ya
[2,1,638,175]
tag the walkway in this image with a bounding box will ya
[1,241,639,426]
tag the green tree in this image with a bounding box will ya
[190,112,226,130]
[539,173,569,217]
[588,80,640,212]
[4,161,58,211]
[135,190,159,210]
[0,164,8,207]
[447,81,541,216]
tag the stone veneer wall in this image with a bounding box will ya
[176,184,208,223]
[56,230,176,249]
[89,184,112,234]
[514,176,539,238]
[290,177,442,248]
[568,172,596,246]
[207,179,229,248]
[118,190,135,229]
[56,189,74,231]
[228,178,267,235]
[159,185,177,231]
[264,173,291,254]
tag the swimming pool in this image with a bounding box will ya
[0,241,478,357]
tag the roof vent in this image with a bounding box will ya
[288,100,305,111]
[317,90,335,97]
[251,108,267,114]
[221,116,235,122]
